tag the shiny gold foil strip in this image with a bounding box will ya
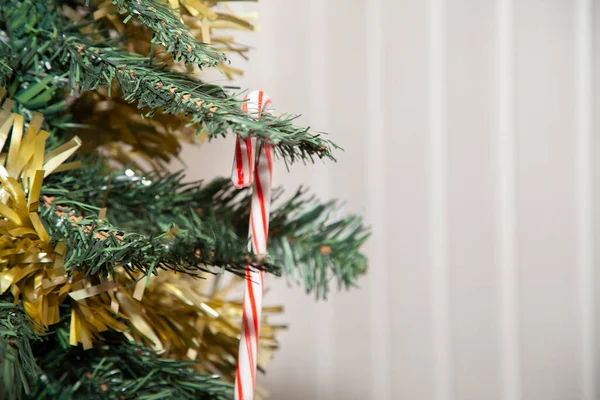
[69,281,119,301]
[132,277,146,301]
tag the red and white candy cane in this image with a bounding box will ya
[231,92,272,189]
[232,135,255,189]
[232,90,273,400]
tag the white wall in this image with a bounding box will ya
[180,0,599,399]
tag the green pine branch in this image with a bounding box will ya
[269,189,369,299]
[30,330,233,400]
[0,41,12,85]
[40,202,278,280]
[109,0,227,67]
[0,298,235,400]
[65,42,335,162]
[42,159,368,297]
[0,0,337,163]
[0,303,42,400]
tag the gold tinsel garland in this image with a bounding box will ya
[0,92,283,384]
[70,89,196,171]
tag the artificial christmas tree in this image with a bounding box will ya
[0,1,368,399]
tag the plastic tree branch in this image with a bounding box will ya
[0,303,41,400]
[40,201,278,279]
[0,0,336,163]
[110,0,227,67]
[30,330,234,400]
[43,160,368,296]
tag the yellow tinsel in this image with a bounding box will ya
[0,88,83,331]
[117,270,284,386]
[70,89,196,171]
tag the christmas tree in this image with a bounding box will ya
[0,1,368,399]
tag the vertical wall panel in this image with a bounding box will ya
[594,3,600,400]
[306,0,338,397]
[446,1,500,399]
[429,0,452,399]
[383,1,435,399]
[575,1,595,399]
[179,1,597,399]
[515,1,581,399]
[495,0,521,399]
[365,0,392,398]
[326,0,371,398]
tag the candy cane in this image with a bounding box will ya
[231,92,271,189]
[231,136,255,189]
[233,90,273,400]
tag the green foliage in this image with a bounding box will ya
[29,330,233,400]
[40,200,278,279]
[0,0,370,397]
[111,0,227,67]
[269,189,369,299]
[42,158,368,296]
[0,0,69,117]
[0,0,335,162]
[66,43,335,162]
[0,303,42,400]
[0,42,11,84]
